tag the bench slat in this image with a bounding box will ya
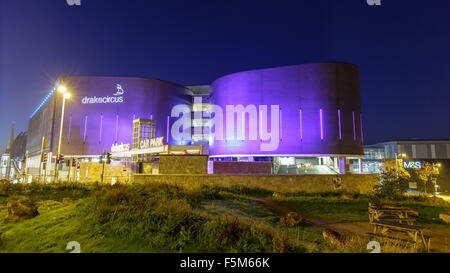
[366,232,416,244]
[372,220,422,231]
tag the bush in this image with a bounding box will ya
[88,184,298,253]
[200,215,273,252]
[280,212,303,227]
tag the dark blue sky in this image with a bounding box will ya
[1,0,449,152]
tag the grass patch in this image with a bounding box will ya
[270,195,370,223]
[0,180,448,253]
[270,194,450,226]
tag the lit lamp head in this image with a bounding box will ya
[64,92,71,99]
[57,85,67,93]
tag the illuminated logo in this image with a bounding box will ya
[403,161,422,169]
[113,84,125,96]
[82,84,125,104]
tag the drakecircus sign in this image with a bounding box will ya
[111,143,130,153]
[82,96,123,104]
[82,84,125,104]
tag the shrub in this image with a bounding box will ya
[101,184,139,205]
[200,215,273,252]
[280,212,303,227]
[272,231,288,253]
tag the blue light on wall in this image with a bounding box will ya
[29,88,56,119]
[29,80,60,119]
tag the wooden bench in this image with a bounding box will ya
[368,206,418,225]
[370,220,431,252]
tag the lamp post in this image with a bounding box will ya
[431,163,442,194]
[394,153,407,178]
[54,85,71,182]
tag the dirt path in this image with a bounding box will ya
[252,198,450,253]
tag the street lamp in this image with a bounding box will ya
[431,163,442,194]
[395,153,407,178]
[54,85,71,182]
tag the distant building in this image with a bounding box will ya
[363,140,450,193]
[1,125,27,181]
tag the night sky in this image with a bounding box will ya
[0,0,449,153]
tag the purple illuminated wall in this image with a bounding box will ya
[209,62,364,157]
[27,76,192,156]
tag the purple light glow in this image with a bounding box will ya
[99,114,103,143]
[115,114,119,143]
[166,116,170,144]
[83,116,88,143]
[360,113,364,142]
[68,116,72,143]
[352,111,356,141]
[299,109,303,140]
[320,109,324,140]
[338,109,342,140]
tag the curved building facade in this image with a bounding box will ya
[209,62,363,157]
[25,62,364,176]
[27,76,192,161]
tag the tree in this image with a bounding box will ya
[375,159,410,198]
[409,163,440,194]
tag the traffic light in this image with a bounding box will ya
[106,152,112,164]
[43,153,48,162]
[76,163,80,169]
[72,158,78,167]
[56,154,65,164]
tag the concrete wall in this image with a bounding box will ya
[76,162,135,183]
[213,161,271,174]
[134,173,380,194]
[159,155,208,174]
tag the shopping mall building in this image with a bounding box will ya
[25,62,365,178]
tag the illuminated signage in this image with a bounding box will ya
[111,142,130,153]
[403,161,422,169]
[140,137,164,149]
[111,137,165,153]
[82,84,125,104]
